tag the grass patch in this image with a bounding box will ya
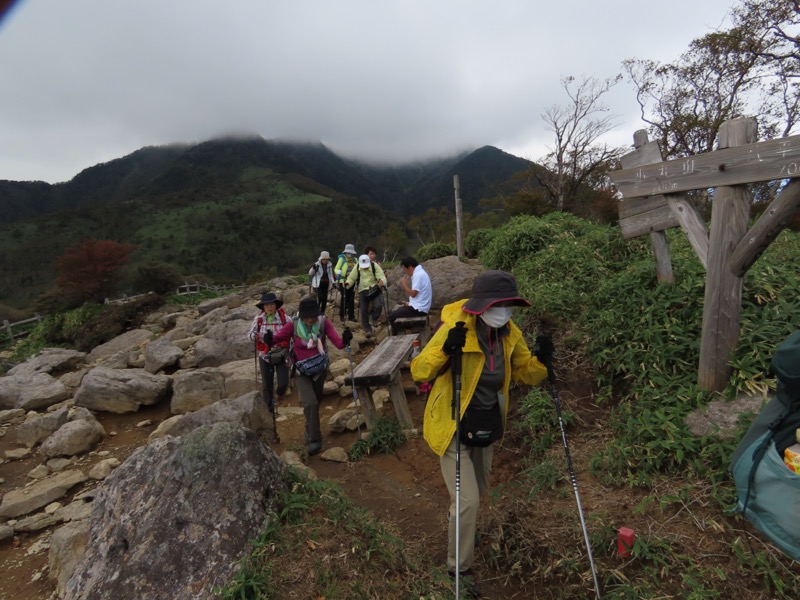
[219,469,453,599]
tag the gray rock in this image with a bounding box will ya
[685,393,768,438]
[0,469,87,518]
[0,523,13,541]
[386,255,483,310]
[216,359,259,399]
[143,338,185,374]
[320,447,349,462]
[55,499,93,522]
[88,458,120,480]
[0,408,26,424]
[193,320,253,366]
[39,419,106,458]
[149,390,272,442]
[86,329,155,363]
[7,348,87,378]
[49,520,90,598]
[328,408,358,433]
[17,406,70,447]
[5,447,33,460]
[28,464,50,479]
[73,367,171,414]
[16,372,71,410]
[170,368,225,414]
[62,423,288,600]
[14,511,63,532]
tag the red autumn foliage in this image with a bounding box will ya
[55,239,138,304]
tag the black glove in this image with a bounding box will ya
[534,334,555,366]
[342,328,353,346]
[262,330,273,347]
[442,325,467,356]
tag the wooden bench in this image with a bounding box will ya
[393,314,431,344]
[344,333,418,429]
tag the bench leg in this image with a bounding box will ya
[388,372,413,429]
[356,386,378,428]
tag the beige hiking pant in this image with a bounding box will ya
[440,436,494,573]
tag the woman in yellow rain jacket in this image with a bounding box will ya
[411,270,552,597]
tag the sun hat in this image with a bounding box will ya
[358,254,371,268]
[298,296,321,319]
[461,270,531,314]
[319,250,331,261]
[343,243,356,255]
[256,292,283,310]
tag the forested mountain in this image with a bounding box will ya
[0,136,537,309]
[0,136,534,225]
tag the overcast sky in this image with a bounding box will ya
[1,0,736,184]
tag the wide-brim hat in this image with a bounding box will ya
[461,270,531,315]
[256,292,283,310]
[298,296,321,319]
[358,254,371,268]
[343,243,356,255]
[319,250,331,261]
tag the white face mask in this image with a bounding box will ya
[480,306,513,328]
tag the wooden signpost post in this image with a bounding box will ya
[610,118,800,392]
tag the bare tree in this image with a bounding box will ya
[624,0,799,159]
[537,75,625,212]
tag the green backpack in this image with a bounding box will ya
[730,330,800,560]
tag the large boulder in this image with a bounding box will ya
[73,367,171,414]
[62,423,288,600]
[143,338,184,374]
[86,329,155,363]
[0,372,70,411]
[39,418,106,458]
[16,406,70,447]
[385,255,484,310]
[6,348,87,378]
[170,368,226,414]
[150,390,272,441]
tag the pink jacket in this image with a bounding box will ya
[272,317,345,362]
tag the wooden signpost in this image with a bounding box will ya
[610,118,800,392]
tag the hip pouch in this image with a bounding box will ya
[460,403,503,447]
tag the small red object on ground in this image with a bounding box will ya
[617,526,636,557]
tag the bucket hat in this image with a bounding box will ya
[319,250,331,261]
[343,243,356,255]
[461,270,531,314]
[298,296,321,319]
[256,292,283,310]
[358,254,371,268]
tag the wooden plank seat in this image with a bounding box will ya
[344,333,418,429]
[393,314,431,344]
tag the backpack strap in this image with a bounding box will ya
[741,404,793,516]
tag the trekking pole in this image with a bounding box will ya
[450,321,466,599]
[546,360,601,599]
[255,338,280,444]
[345,343,363,440]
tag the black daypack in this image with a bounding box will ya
[730,330,800,559]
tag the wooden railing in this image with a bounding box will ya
[2,314,42,341]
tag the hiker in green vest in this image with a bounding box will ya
[334,243,358,323]
[345,254,387,338]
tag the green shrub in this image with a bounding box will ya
[464,228,496,258]
[416,242,455,261]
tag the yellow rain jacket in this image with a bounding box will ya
[411,299,548,456]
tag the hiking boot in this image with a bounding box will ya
[307,442,322,456]
[448,569,481,598]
